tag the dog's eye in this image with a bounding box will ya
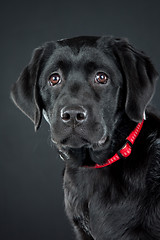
[48,73,61,86]
[95,72,108,84]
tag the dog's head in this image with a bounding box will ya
[11,36,158,165]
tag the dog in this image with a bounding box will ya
[11,36,160,240]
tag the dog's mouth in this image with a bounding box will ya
[52,129,110,167]
[51,121,110,166]
[52,130,109,151]
[60,135,91,149]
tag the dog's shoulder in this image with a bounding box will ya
[146,105,160,136]
[143,106,160,192]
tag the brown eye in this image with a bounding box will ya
[95,72,109,84]
[48,73,61,86]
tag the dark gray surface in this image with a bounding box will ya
[0,0,160,239]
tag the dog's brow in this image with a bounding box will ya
[84,61,99,72]
[50,58,72,73]
[56,60,71,69]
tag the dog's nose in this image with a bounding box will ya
[60,106,87,126]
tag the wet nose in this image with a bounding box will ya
[60,106,87,126]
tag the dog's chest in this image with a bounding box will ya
[63,167,144,238]
[63,171,92,235]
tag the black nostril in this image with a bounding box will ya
[61,112,70,121]
[77,113,85,121]
[60,106,87,125]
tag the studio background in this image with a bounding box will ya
[0,0,160,239]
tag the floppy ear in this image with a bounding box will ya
[11,47,44,131]
[113,38,159,122]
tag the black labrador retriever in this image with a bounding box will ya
[11,36,160,240]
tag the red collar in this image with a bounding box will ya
[85,120,144,169]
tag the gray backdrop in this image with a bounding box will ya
[1,0,160,239]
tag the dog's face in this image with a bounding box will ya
[11,36,158,165]
[39,38,124,151]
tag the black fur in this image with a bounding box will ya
[11,36,160,239]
